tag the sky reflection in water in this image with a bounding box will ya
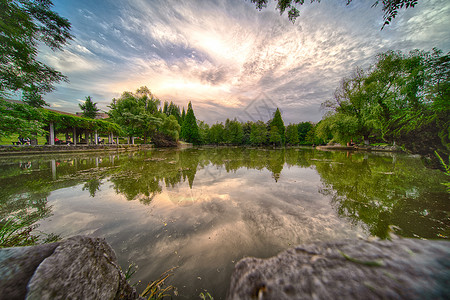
[1,148,448,299]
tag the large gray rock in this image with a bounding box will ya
[0,236,138,300]
[0,242,59,300]
[227,238,450,300]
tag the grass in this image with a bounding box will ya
[199,291,214,300]
[125,264,178,300]
[435,151,450,192]
[140,267,178,300]
[0,133,48,146]
[0,215,59,248]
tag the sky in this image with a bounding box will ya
[35,0,450,124]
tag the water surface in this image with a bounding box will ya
[0,148,448,298]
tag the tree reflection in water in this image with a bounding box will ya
[0,148,448,248]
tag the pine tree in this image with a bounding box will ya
[180,102,200,144]
[79,96,99,118]
[269,126,282,146]
[163,101,169,115]
[181,107,186,123]
[269,108,285,144]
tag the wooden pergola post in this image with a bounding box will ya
[49,122,55,145]
[73,128,77,145]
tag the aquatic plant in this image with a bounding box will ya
[140,267,178,300]
[0,215,58,248]
[200,291,214,300]
[435,151,450,192]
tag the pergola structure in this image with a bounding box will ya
[1,98,123,145]
[44,110,122,145]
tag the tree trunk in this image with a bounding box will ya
[363,135,370,145]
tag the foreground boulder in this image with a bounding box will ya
[227,238,450,300]
[0,236,138,300]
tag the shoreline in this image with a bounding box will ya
[0,144,153,156]
[0,143,403,157]
[316,145,402,152]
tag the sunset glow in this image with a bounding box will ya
[41,0,450,123]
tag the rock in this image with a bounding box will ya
[227,238,450,300]
[0,243,59,300]
[0,236,139,300]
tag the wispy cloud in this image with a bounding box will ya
[43,0,450,123]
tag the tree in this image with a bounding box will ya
[152,114,181,147]
[180,101,200,144]
[108,86,160,143]
[209,123,225,145]
[22,85,48,107]
[269,125,282,146]
[250,121,268,146]
[269,108,285,144]
[0,99,46,139]
[79,96,99,119]
[224,118,244,145]
[1,0,72,96]
[167,101,182,125]
[285,123,299,145]
[250,0,419,28]
[297,122,313,144]
[322,68,374,145]
[198,121,210,145]
[181,107,186,123]
[320,49,449,154]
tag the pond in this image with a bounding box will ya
[0,147,448,299]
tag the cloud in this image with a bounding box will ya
[43,0,450,123]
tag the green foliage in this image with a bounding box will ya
[435,151,450,192]
[269,108,285,144]
[198,121,210,145]
[321,49,449,154]
[224,118,244,145]
[297,122,313,144]
[79,96,99,119]
[0,99,46,138]
[108,86,161,142]
[269,125,282,146]
[0,99,121,141]
[285,123,299,145]
[166,101,182,125]
[250,0,419,28]
[159,114,181,141]
[0,0,72,96]
[209,123,225,145]
[180,102,200,144]
[305,123,328,145]
[249,121,268,146]
[22,85,49,107]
